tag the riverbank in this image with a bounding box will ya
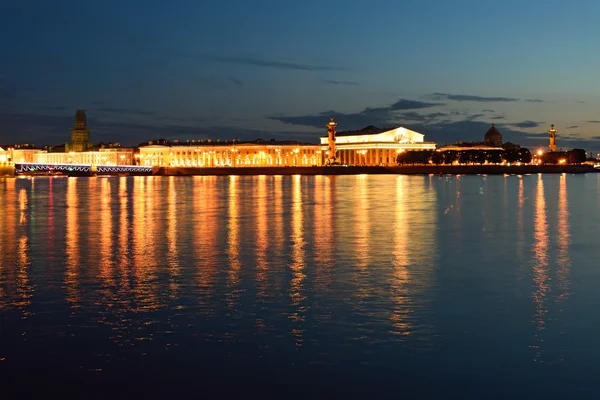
[155,164,598,176]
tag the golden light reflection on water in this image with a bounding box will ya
[166,177,180,296]
[255,176,269,301]
[555,174,571,303]
[227,176,241,308]
[194,177,218,301]
[272,176,284,292]
[289,175,307,347]
[64,178,81,309]
[390,176,412,335]
[312,176,334,292]
[132,177,160,312]
[516,178,525,275]
[0,179,17,310]
[531,174,549,361]
[18,187,27,225]
[118,177,131,269]
[99,178,115,272]
[16,235,33,317]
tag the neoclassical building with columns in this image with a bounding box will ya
[139,139,322,167]
[138,122,437,167]
[320,125,437,166]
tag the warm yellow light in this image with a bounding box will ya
[559,158,566,164]
[537,149,543,156]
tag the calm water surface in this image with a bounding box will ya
[1,174,600,397]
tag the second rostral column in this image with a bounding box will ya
[326,116,339,165]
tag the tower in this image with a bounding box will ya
[326,116,338,164]
[548,124,557,152]
[68,109,91,152]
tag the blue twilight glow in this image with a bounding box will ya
[1,0,599,152]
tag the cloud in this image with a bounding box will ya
[482,109,495,113]
[491,115,506,120]
[566,125,578,129]
[466,114,484,121]
[268,98,443,129]
[319,79,359,86]
[588,120,600,123]
[389,99,443,110]
[230,76,244,87]
[428,93,520,102]
[576,101,585,104]
[200,54,339,71]
[505,120,544,129]
[97,107,155,116]
[524,99,544,103]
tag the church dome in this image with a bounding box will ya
[484,124,502,147]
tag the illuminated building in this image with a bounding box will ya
[484,124,503,147]
[320,123,436,166]
[0,146,9,165]
[33,147,135,165]
[139,139,322,167]
[0,144,41,165]
[29,110,136,166]
[548,125,557,152]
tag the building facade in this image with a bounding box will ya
[33,147,135,165]
[320,125,437,166]
[66,109,92,152]
[139,140,322,167]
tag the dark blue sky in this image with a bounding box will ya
[1,0,599,152]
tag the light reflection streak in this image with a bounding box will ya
[272,176,284,292]
[166,177,180,296]
[255,176,269,302]
[226,176,241,308]
[555,174,571,303]
[18,187,27,225]
[47,178,55,265]
[0,179,17,269]
[516,178,525,273]
[16,235,33,318]
[289,175,306,347]
[312,176,334,292]
[118,177,131,268]
[64,178,81,309]
[353,175,370,303]
[132,177,159,312]
[0,180,17,310]
[194,177,218,307]
[531,174,549,361]
[98,178,116,306]
[390,176,412,335]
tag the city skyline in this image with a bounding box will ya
[1,0,600,152]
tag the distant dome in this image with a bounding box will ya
[484,124,503,147]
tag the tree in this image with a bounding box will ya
[568,148,586,164]
[517,148,532,163]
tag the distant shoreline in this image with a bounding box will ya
[4,164,598,178]
[155,164,598,176]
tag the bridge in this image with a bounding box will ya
[14,162,154,175]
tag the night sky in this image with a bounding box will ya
[1,0,599,152]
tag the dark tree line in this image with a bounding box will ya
[541,149,586,164]
[396,148,532,165]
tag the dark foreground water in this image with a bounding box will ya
[1,174,600,398]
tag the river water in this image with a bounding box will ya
[1,174,599,397]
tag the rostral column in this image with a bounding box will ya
[326,116,338,164]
